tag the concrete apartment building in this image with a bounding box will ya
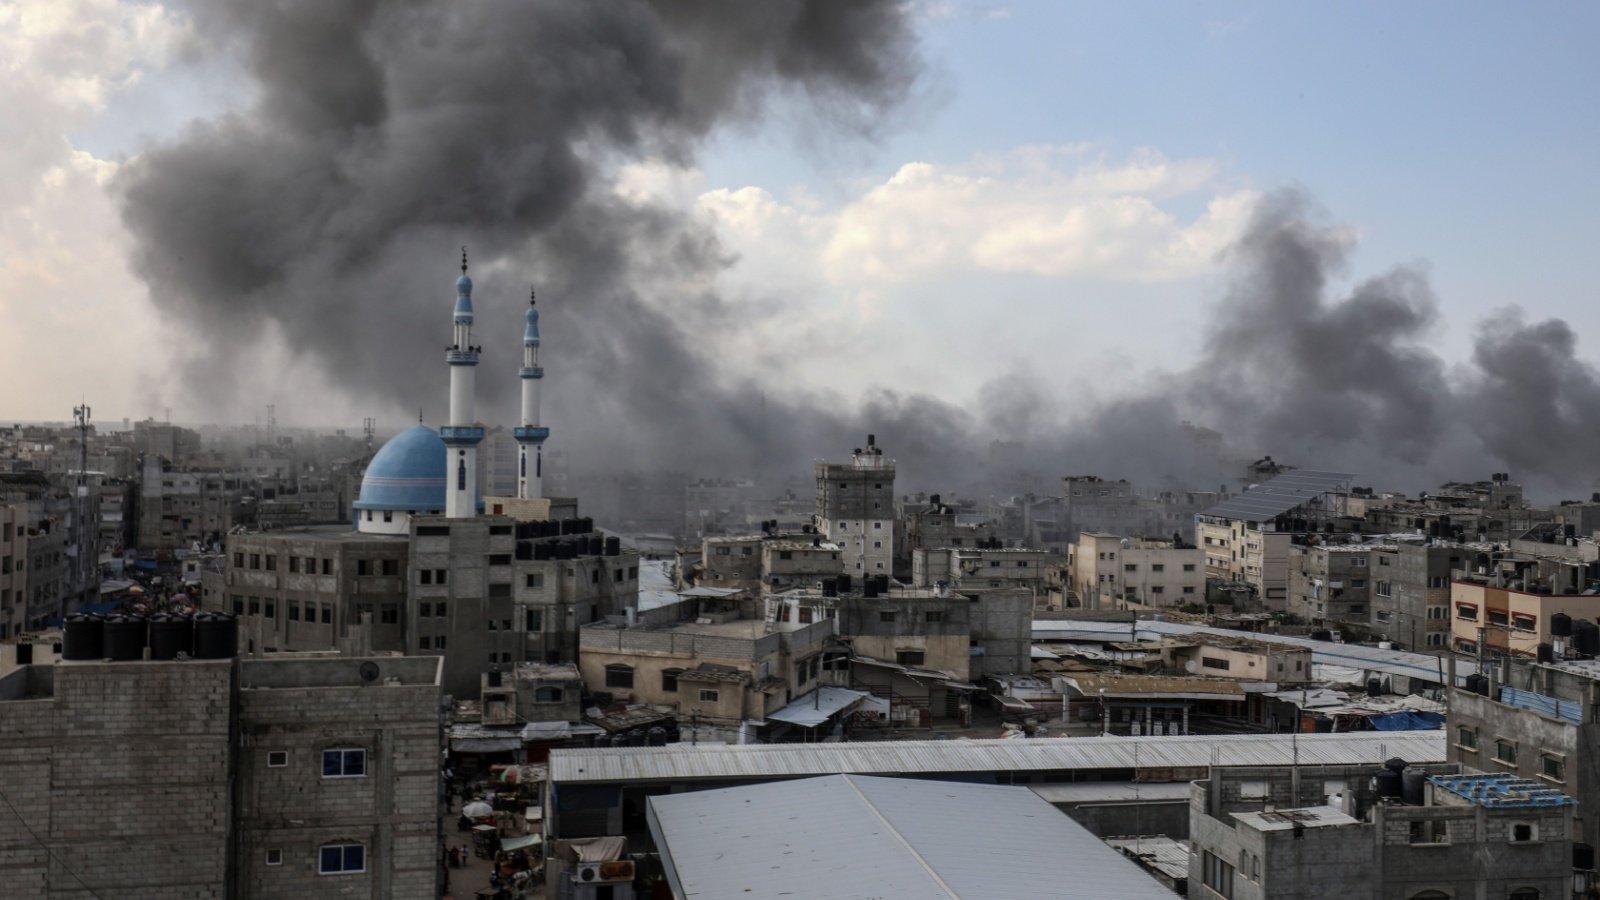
[1068,532,1204,610]
[910,546,1058,597]
[1189,764,1575,900]
[815,436,895,576]
[138,457,248,550]
[1196,470,1356,610]
[1163,635,1316,686]
[0,500,25,638]
[577,593,836,736]
[830,583,1033,679]
[1286,541,1388,628]
[217,527,411,656]
[691,531,843,595]
[1061,475,1221,544]
[1450,555,1600,657]
[0,652,442,899]
[1448,657,1599,843]
[1372,541,1463,651]
[408,512,639,700]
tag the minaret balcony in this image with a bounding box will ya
[513,427,550,443]
[446,350,481,366]
[519,366,544,379]
[439,426,485,446]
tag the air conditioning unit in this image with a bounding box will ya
[573,860,635,884]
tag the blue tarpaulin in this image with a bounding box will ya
[1370,711,1444,731]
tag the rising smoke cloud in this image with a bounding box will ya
[117,2,1600,502]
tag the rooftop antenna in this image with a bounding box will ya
[363,417,375,452]
[266,403,277,448]
[72,403,91,620]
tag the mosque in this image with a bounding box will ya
[218,253,639,700]
[351,249,550,532]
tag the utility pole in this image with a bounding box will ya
[73,404,91,617]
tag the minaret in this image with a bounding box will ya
[442,247,484,518]
[513,288,550,498]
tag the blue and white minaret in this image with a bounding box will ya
[442,248,485,518]
[513,288,550,498]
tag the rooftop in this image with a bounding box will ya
[550,731,1445,784]
[1199,469,1356,522]
[647,774,1175,900]
[1429,773,1577,809]
[1233,804,1359,832]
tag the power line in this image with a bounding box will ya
[0,783,110,900]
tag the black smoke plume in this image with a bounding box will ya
[119,2,1600,503]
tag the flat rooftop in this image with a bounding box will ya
[1233,804,1358,832]
[1429,773,1576,809]
[239,655,441,688]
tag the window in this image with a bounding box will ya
[661,668,683,692]
[248,597,260,616]
[250,554,261,569]
[715,546,731,556]
[488,554,511,566]
[1495,740,1518,765]
[534,687,563,703]
[1124,563,1137,572]
[265,555,276,571]
[1408,819,1448,844]
[434,601,446,617]
[357,559,370,577]
[605,665,634,689]
[319,843,366,875]
[321,749,366,778]
[233,596,244,615]
[1351,557,1368,567]
[1201,850,1234,898]
[896,650,926,666]
[1182,563,1195,572]
[697,688,720,703]
[289,557,299,574]
[1375,581,1392,598]
[321,604,332,624]
[263,600,275,619]
[382,559,399,576]
[1456,726,1477,750]
[419,636,431,650]
[435,636,446,649]
[525,609,542,632]
[488,583,512,599]
[322,558,332,575]
[1509,889,1541,900]
[1151,586,1165,595]
[490,524,512,535]
[266,848,283,866]
[526,572,544,588]
[1182,586,1196,595]
[288,602,300,622]
[924,611,944,623]
[1541,754,1565,783]
[1510,822,1538,843]
[1201,656,1230,670]
[1511,614,1536,632]
[380,606,399,625]
[267,750,288,767]
[420,569,432,585]
[1456,604,1478,621]
[873,522,882,529]
[233,552,244,568]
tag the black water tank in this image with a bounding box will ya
[647,726,667,747]
[148,613,193,660]
[62,614,104,660]
[1465,673,1490,696]
[101,615,146,661]
[605,536,621,556]
[1552,612,1574,637]
[1578,620,1600,656]
[1401,770,1426,806]
[1374,770,1402,799]
[1366,677,1382,698]
[1310,630,1333,642]
[863,579,879,599]
[822,578,838,598]
[194,612,239,659]
[1537,643,1555,663]
[1575,843,1596,872]
[838,574,852,594]
[1385,757,1408,774]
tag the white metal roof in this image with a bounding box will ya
[764,686,870,728]
[1032,619,1477,682]
[647,774,1178,900]
[549,731,1444,784]
[1199,470,1355,522]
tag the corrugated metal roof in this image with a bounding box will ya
[647,774,1178,900]
[1106,836,1192,881]
[1032,619,1477,682]
[1199,470,1355,522]
[550,731,1444,784]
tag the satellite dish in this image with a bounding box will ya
[1184,660,1199,673]
[358,661,380,683]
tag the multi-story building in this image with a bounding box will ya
[1195,470,1355,611]
[577,593,835,738]
[1286,541,1386,628]
[1372,540,1465,651]
[1448,656,1598,843]
[683,477,757,539]
[691,531,843,594]
[216,527,411,656]
[0,500,26,638]
[137,457,248,550]
[1068,532,1204,610]
[815,436,895,577]
[1189,764,1575,900]
[911,546,1058,599]
[0,649,442,899]
[1450,555,1600,657]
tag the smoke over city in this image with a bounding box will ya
[117,0,1600,501]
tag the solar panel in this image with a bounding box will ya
[1199,469,1355,522]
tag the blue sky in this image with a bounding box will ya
[700,1,1600,361]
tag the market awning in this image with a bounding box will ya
[452,738,523,753]
[521,721,571,741]
[766,687,870,728]
[501,834,542,851]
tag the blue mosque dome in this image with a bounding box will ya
[352,425,447,512]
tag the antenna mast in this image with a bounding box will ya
[72,403,91,618]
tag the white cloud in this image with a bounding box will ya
[821,146,1256,284]
[0,0,191,421]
